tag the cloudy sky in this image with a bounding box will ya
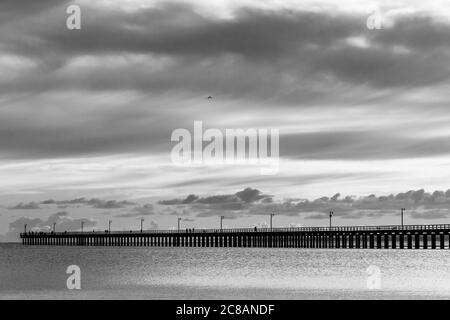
[1,0,450,241]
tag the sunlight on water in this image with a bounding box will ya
[1,243,450,299]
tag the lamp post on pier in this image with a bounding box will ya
[81,221,84,233]
[270,213,275,231]
[220,216,224,231]
[401,208,405,228]
[109,220,112,233]
[140,218,144,233]
[329,211,334,229]
[53,222,56,233]
[177,217,182,233]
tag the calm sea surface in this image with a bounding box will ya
[1,243,450,299]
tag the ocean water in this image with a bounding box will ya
[1,243,450,299]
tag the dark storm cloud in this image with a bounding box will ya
[8,202,40,210]
[158,188,450,220]
[0,2,450,163]
[158,188,272,206]
[3,3,360,60]
[254,189,450,219]
[0,3,449,162]
[40,197,136,208]
[235,188,273,203]
[2,2,450,95]
[158,188,272,219]
[0,113,174,159]
[158,194,199,205]
[196,195,240,204]
[0,0,69,25]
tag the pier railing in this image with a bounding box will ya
[20,223,450,237]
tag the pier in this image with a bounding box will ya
[20,224,450,249]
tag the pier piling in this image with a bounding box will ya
[20,224,450,249]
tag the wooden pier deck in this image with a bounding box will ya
[20,224,450,249]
